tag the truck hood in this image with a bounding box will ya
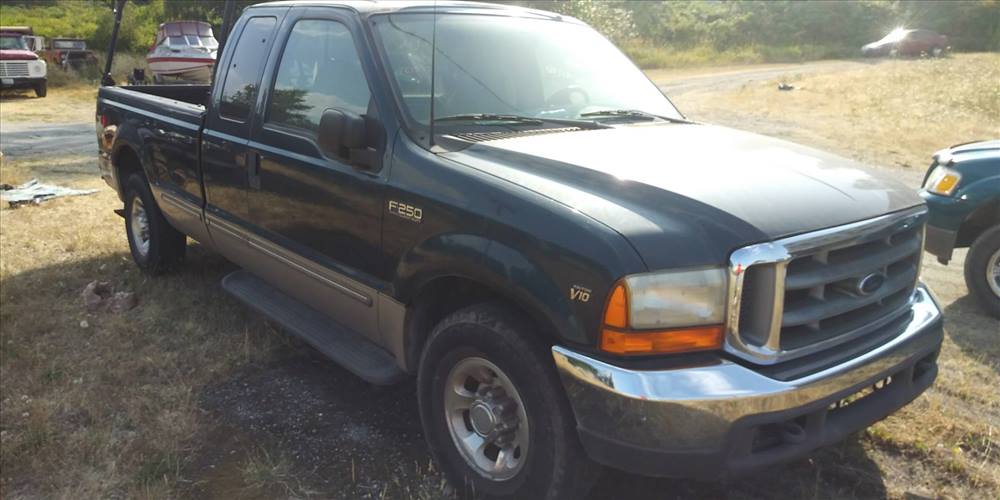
[0,49,38,60]
[444,123,923,269]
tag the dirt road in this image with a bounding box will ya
[652,60,873,97]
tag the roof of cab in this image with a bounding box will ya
[249,0,568,20]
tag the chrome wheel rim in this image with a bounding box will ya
[988,248,1000,298]
[444,357,529,481]
[130,197,151,258]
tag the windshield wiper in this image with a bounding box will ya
[434,114,544,125]
[433,113,610,129]
[580,109,688,123]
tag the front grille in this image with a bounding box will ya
[727,208,926,365]
[0,61,30,77]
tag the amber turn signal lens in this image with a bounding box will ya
[600,325,724,355]
[603,283,628,328]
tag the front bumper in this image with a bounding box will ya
[0,76,45,89]
[920,190,967,264]
[552,284,943,479]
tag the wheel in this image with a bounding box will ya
[123,174,186,274]
[417,303,600,499]
[964,225,1000,318]
[931,46,943,57]
[34,82,46,98]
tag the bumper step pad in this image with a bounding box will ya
[222,270,405,385]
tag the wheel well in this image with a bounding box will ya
[113,146,143,200]
[403,276,559,370]
[956,200,1000,248]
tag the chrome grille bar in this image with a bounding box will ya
[725,206,927,365]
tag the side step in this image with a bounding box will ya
[222,270,405,385]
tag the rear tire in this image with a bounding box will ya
[417,303,600,499]
[964,225,1000,318]
[123,174,186,274]
[34,82,46,98]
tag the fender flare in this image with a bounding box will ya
[393,232,587,367]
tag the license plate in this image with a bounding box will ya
[829,376,892,410]
[1,78,13,85]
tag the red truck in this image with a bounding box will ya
[0,27,47,97]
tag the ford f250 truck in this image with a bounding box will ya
[96,2,944,498]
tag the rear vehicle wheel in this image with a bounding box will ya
[964,225,1000,318]
[417,303,599,499]
[931,46,944,57]
[34,82,46,98]
[123,174,186,274]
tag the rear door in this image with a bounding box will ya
[243,7,387,343]
[201,9,285,266]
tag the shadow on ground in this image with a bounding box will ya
[190,343,889,499]
[943,293,1000,375]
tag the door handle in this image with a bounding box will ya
[247,151,261,190]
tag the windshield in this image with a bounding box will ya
[0,36,28,50]
[373,13,681,137]
[875,28,910,44]
[53,40,85,49]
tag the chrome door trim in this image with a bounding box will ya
[246,235,374,306]
[204,212,374,306]
[160,191,203,221]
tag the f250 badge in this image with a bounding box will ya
[388,200,423,223]
[569,285,591,302]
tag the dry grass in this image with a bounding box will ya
[668,53,1000,172]
[0,157,286,498]
[0,86,97,123]
[0,53,998,499]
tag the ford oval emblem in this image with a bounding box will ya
[857,272,886,296]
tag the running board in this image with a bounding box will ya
[222,270,405,385]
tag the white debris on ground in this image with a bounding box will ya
[0,178,97,208]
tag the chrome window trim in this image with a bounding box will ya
[725,206,928,365]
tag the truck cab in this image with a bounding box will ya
[96,2,944,498]
[0,27,46,97]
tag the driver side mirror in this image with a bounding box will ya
[319,108,381,170]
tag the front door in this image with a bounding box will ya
[245,9,386,342]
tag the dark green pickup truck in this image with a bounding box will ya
[921,140,1000,317]
[96,2,944,498]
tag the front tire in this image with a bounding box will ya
[34,82,46,98]
[417,303,599,499]
[964,225,1000,318]
[123,174,186,274]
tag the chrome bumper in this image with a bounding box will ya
[552,284,943,476]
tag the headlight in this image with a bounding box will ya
[600,267,726,355]
[28,60,46,77]
[924,165,962,196]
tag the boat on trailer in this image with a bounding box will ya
[146,21,218,83]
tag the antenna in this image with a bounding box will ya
[428,1,438,148]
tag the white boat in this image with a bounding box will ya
[146,21,217,83]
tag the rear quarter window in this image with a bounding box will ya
[218,16,278,122]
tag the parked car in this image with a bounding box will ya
[96,2,944,498]
[0,28,47,97]
[921,140,1000,317]
[862,28,949,57]
[43,38,98,70]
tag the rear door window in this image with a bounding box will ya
[266,19,371,134]
[219,16,278,122]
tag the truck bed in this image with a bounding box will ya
[97,84,209,126]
